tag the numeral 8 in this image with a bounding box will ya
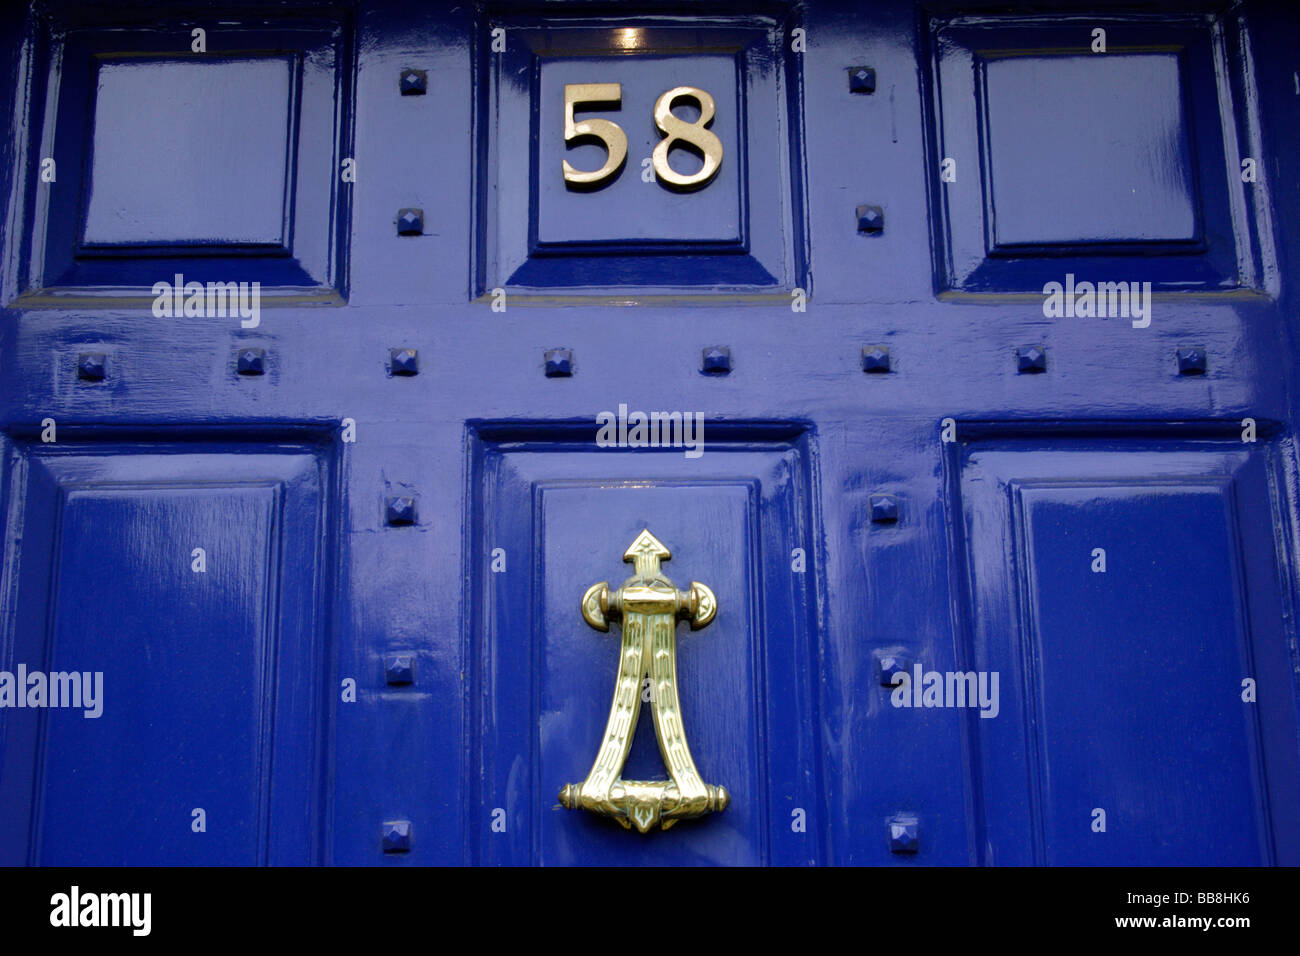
[651,87,722,189]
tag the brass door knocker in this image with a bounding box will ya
[559,530,728,832]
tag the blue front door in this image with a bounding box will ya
[1,0,1298,866]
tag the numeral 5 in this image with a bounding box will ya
[562,83,628,187]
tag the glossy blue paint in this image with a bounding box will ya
[954,434,1292,864]
[482,16,805,291]
[537,55,741,247]
[468,426,822,864]
[0,0,1298,867]
[928,14,1258,292]
[0,445,331,864]
[83,56,296,248]
[33,17,351,292]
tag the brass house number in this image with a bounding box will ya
[562,83,723,190]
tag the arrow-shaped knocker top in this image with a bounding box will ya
[559,529,726,833]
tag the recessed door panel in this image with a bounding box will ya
[468,430,822,865]
[956,439,1296,865]
[0,445,331,866]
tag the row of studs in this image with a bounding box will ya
[69,343,1212,383]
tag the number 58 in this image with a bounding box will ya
[562,83,723,191]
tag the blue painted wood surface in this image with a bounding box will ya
[0,0,1297,866]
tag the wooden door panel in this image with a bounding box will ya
[469,429,823,864]
[955,435,1298,864]
[0,444,332,865]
